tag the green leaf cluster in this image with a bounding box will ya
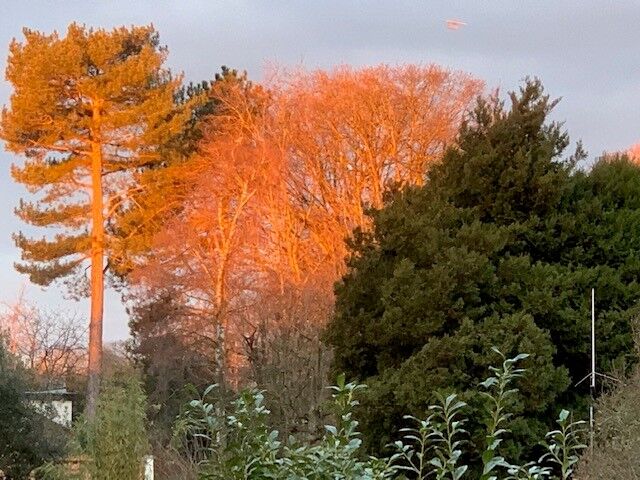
[172,353,587,479]
[172,376,396,479]
[78,371,149,480]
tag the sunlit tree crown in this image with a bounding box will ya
[1,23,191,289]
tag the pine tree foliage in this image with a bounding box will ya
[1,23,195,416]
[1,23,190,287]
[109,66,252,279]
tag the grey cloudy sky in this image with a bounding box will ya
[1,0,639,340]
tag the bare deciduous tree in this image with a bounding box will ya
[129,64,482,387]
[0,295,87,384]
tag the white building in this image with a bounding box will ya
[24,388,75,428]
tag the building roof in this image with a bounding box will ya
[23,387,76,400]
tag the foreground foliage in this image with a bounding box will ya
[82,372,149,480]
[0,341,67,478]
[36,370,149,480]
[173,351,586,479]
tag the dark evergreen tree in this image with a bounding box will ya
[326,80,640,460]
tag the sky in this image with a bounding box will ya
[1,0,639,341]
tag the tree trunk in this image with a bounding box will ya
[86,104,105,419]
[215,319,226,387]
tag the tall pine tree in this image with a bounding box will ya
[1,24,191,417]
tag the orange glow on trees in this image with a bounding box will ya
[269,65,483,275]
[129,64,482,381]
[130,77,275,382]
[0,24,193,416]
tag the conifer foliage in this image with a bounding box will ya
[327,80,640,458]
[0,24,191,417]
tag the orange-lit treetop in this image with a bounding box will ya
[126,64,482,379]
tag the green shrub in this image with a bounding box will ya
[326,79,640,458]
[85,371,149,480]
[40,371,152,480]
[172,376,394,479]
[174,351,586,479]
[0,340,67,478]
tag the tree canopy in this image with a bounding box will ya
[1,23,189,287]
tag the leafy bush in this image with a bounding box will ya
[82,371,150,480]
[172,376,394,479]
[0,340,67,478]
[174,351,586,479]
[37,371,151,480]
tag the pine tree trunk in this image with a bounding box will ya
[86,104,105,419]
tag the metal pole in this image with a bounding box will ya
[591,288,596,390]
[144,455,154,480]
[590,288,595,453]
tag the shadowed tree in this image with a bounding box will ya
[326,80,640,459]
[0,23,192,417]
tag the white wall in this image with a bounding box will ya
[30,399,73,428]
